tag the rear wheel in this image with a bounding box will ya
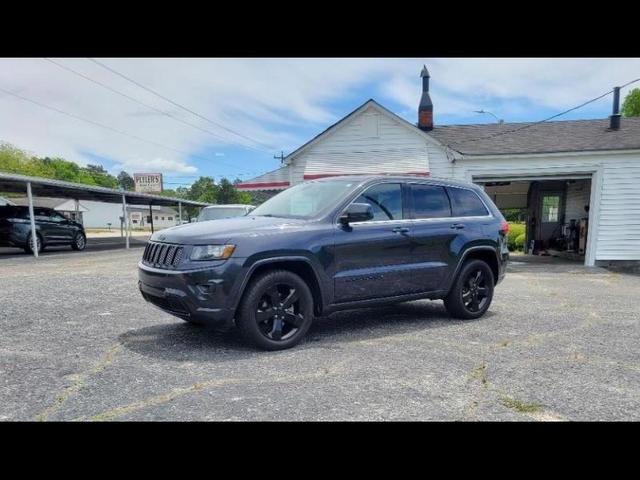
[24,233,43,254]
[71,232,86,251]
[236,270,314,350]
[444,259,494,320]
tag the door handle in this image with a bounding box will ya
[450,223,465,230]
[392,227,410,234]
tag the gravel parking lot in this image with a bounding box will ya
[1,248,639,421]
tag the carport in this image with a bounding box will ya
[0,172,212,258]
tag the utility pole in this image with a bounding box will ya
[274,151,285,164]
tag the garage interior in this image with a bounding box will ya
[480,177,592,263]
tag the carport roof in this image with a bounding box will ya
[428,117,640,156]
[0,172,211,207]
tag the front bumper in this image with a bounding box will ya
[138,259,245,326]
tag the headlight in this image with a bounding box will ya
[190,244,236,261]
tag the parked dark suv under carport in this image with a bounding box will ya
[0,206,87,254]
[139,175,509,350]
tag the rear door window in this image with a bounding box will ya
[447,187,489,217]
[409,184,451,219]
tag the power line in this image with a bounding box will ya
[87,58,277,152]
[0,85,241,169]
[446,77,640,152]
[43,58,271,156]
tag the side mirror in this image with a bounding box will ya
[339,202,373,226]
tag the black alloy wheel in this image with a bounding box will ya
[237,270,314,350]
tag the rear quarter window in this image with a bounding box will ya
[447,187,489,217]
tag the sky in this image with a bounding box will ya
[1,58,639,188]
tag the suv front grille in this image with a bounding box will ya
[142,241,184,269]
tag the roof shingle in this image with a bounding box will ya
[428,117,640,156]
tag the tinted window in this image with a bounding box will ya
[448,187,489,217]
[354,183,403,221]
[410,184,451,219]
[0,206,28,218]
[34,208,51,222]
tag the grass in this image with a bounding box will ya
[500,396,543,414]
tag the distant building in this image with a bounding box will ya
[9,196,180,229]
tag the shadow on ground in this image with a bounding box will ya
[119,300,484,362]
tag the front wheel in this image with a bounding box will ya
[71,232,86,251]
[236,270,314,350]
[444,259,494,320]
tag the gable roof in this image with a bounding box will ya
[428,117,640,156]
[282,98,446,164]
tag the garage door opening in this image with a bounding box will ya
[478,176,593,265]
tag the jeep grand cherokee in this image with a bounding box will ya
[138,176,509,350]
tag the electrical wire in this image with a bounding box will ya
[445,77,640,152]
[0,85,241,169]
[87,58,277,152]
[43,58,272,156]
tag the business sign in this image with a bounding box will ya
[134,173,163,193]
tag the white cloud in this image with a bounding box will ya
[112,157,197,174]
[0,57,639,177]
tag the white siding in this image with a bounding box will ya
[296,107,430,178]
[596,160,640,260]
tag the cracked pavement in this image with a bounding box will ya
[1,248,639,421]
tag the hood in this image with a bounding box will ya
[150,215,307,245]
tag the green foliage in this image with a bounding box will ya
[514,233,526,250]
[507,222,526,251]
[622,88,640,117]
[501,208,527,222]
[0,142,118,188]
[117,171,135,191]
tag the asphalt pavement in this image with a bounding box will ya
[1,250,638,421]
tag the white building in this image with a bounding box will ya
[10,196,180,229]
[238,67,640,267]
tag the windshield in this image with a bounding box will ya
[250,180,357,219]
[198,207,247,221]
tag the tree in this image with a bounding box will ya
[188,176,217,203]
[622,88,640,117]
[217,177,253,204]
[117,171,135,191]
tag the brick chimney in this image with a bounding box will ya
[418,65,433,131]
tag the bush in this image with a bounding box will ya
[507,222,526,251]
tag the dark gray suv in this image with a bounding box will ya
[138,175,509,350]
[0,206,86,254]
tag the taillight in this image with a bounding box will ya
[500,220,510,235]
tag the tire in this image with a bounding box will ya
[236,270,314,350]
[444,259,494,320]
[71,232,86,251]
[24,232,43,254]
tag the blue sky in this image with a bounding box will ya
[1,58,639,188]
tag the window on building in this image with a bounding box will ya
[161,216,165,221]
[155,216,159,220]
[354,183,403,221]
[167,216,173,221]
[410,185,451,219]
[542,195,560,222]
[448,187,489,217]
